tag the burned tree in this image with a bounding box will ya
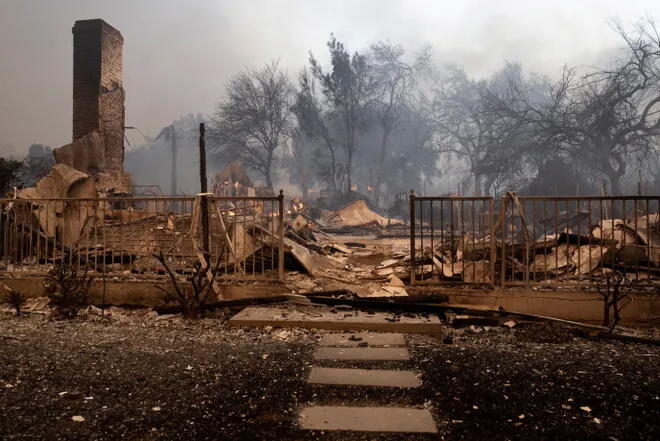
[370,42,430,202]
[288,128,313,201]
[292,69,339,191]
[209,62,295,189]
[495,19,660,195]
[309,36,375,196]
[432,64,540,196]
[431,66,487,194]
[0,157,23,195]
[21,144,54,188]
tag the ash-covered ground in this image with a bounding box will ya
[0,312,658,441]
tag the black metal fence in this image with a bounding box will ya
[0,194,285,282]
[410,193,660,289]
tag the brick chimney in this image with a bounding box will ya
[72,19,125,171]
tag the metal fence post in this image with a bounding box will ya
[278,189,285,282]
[489,197,496,289]
[409,190,416,286]
[500,196,508,289]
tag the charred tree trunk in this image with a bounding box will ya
[265,148,274,189]
[328,143,337,191]
[171,127,177,196]
[606,171,623,196]
[345,156,353,197]
[376,125,392,206]
[474,173,482,197]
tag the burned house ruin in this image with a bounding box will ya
[0,18,658,326]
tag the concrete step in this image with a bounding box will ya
[319,332,406,347]
[314,347,410,361]
[228,306,442,333]
[307,367,421,388]
[299,406,437,433]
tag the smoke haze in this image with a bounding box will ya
[0,0,657,154]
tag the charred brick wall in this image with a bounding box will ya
[72,19,125,171]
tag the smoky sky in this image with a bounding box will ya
[0,0,657,155]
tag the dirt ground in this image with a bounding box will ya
[1,312,659,441]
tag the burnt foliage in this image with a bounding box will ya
[44,259,92,319]
[153,251,222,319]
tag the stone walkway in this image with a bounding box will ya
[298,332,438,434]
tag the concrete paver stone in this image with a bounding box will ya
[307,367,421,387]
[313,347,410,361]
[299,406,438,433]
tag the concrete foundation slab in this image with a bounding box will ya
[307,367,421,387]
[314,347,410,361]
[319,332,406,347]
[299,406,437,433]
[228,306,443,333]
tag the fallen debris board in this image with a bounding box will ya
[329,200,394,227]
[345,242,367,248]
[327,242,352,254]
[228,306,443,333]
[285,237,324,276]
[313,347,410,361]
[299,406,437,433]
[307,367,421,387]
[319,333,406,347]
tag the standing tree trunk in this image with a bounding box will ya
[474,173,482,197]
[344,111,356,198]
[345,142,354,197]
[376,125,392,205]
[171,128,178,196]
[608,173,622,196]
[599,144,626,196]
[292,132,310,201]
[265,148,274,189]
[327,141,337,191]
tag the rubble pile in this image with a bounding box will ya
[1,188,416,301]
[413,212,660,285]
[318,200,403,235]
[280,214,414,297]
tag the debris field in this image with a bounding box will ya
[1,313,659,440]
